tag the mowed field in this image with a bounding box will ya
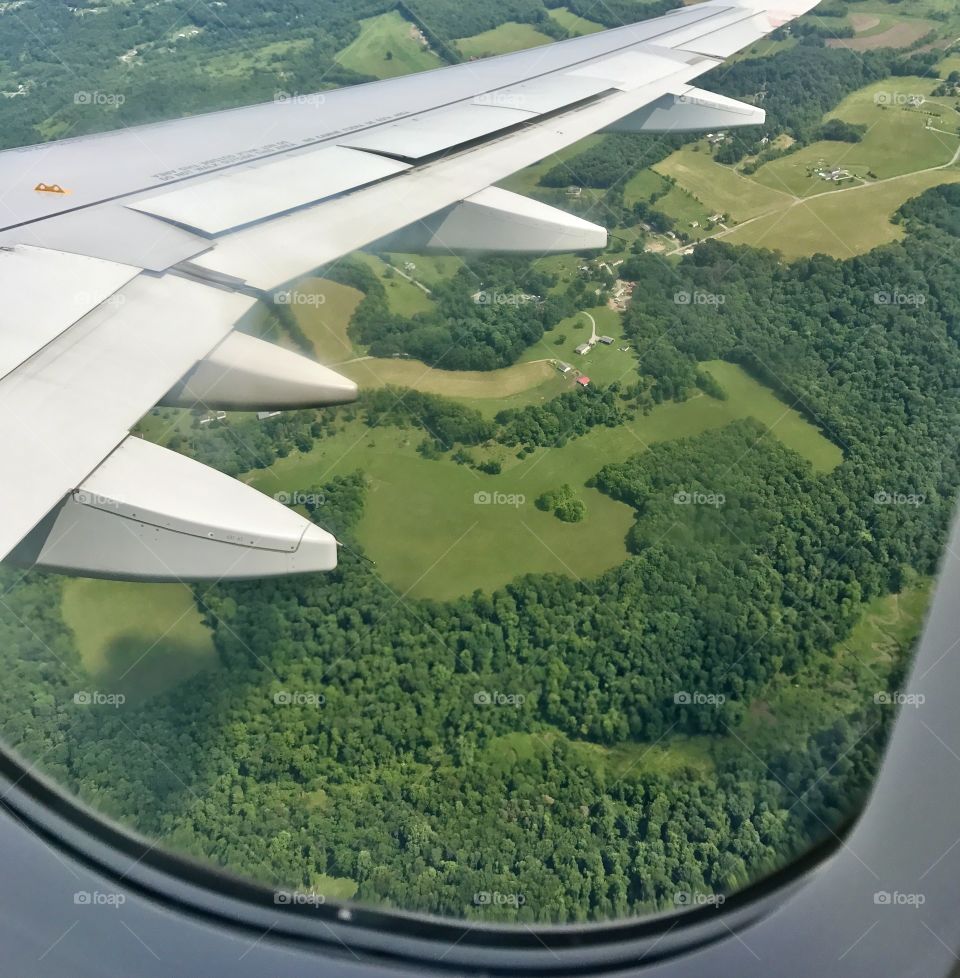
[340,356,567,413]
[498,135,602,197]
[455,22,553,58]
[724,168,960,258]
[650,66,960,258]
[826,19,934,50]
[750,77,960,197]
[547,6,604,35]
[352,252,435,316]
[62,580,218,706]
[335,11,444,79]
[654,146,792,221]
[246,361,841,600]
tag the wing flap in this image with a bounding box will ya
[128,146,411,236]
[10,437,338,580]
[340,103,536,161]
[569,48,693,91]
[187,58,714,288]
[0,273,255,561]
[0,245,140,380]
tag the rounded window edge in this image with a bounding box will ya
[0,737,851,974]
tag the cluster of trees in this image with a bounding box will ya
[540,133,686,190]
[496,382,645,448]
[339,256,581,370]
[178,373,646,477]
[535,484,586,522]
[933,70,960,97]
[897,182,960,236]
[363,387,495,447]
[181,409,338,478]
[818,118,867,142]
[709,45,945,164]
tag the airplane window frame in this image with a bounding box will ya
[0,738,841,972]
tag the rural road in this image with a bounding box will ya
[664,135,960,257]
[582,311,597,343]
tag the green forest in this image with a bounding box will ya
[2,185,957,921]
[1,0,958,928]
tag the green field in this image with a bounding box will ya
[381,253,463,286]
[751,77,960,197]
[62,580,218,706]
[528,253,583,294]
[654,184,716,237]
[727,577,933,757]
[725,167,960,258]
[654,144,792,221]
[645,72,960,257]
[483,728,716,781]
[548,306,632,386]
[290,279,363,362]
[498,135,603,197]
[623,168,671,205]
[335,11,444,79]
[247,361,841,599]
[838,579,933,667]
[353,252,434,316]
[728,36,797,63]
[340,357,568,412]
[455,22,553,59]
[547,6,604,35]
[203,38,313,79]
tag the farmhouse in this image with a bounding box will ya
[576,376,591,388]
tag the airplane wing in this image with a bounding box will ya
[0,0,818,582]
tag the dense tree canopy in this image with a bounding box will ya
[1,191,956,920]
